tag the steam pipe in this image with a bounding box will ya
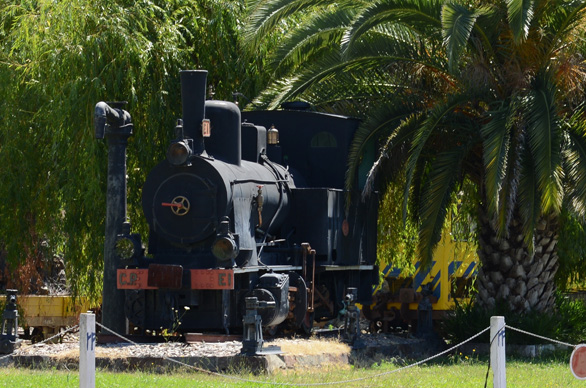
[95,101,133,335]
[94,101,132,139]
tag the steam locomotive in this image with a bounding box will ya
[98,70,378,334]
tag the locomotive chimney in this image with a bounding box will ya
[180,70,208,155]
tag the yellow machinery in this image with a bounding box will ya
[363,231,477,332]
[0,294,91,341]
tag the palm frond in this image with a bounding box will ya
[417,139,472,267]
[563,107,586,215]
[466,5,500,63]
[525,72,563,213]
[343,22,437,64]
[309,71,412,114]
[342,0,444,54]
[243,0,339,50]
[481,102,513,217]
[254,50,446,109]
[403,94,469,221]
[495,126,524,237]
[506,0,535,43]
[353,100,424,196]
[541,0,586,55]
[518,144,539,251]
[269,7,356,77]
[441,3,489,73]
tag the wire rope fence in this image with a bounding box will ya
[85,316,583,387]
[0,324,79,363]
[505,325,577,348]
[91,317,492,387]
[1,313,582,387]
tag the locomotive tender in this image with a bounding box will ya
[101,70,378,333]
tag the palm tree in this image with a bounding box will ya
[244,0,586,313]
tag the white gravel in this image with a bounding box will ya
[11,332,420,360]
[14,339,244,359]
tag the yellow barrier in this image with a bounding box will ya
[371,230,477,328]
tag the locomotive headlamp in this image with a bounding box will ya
[115,233,143,265]
[167,140,192,166]
[212,217,239,264]
[115,237,135,261]
[267,125,279,145]
[212,236,239,261]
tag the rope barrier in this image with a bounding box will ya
[5,320,575,386]
[96,321,491,387]
[0,324,80,362]
[505,325,577,348]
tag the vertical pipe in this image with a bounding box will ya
[180,70,208,154]
[491,316,506,388]
[101,116,132,335]
[80,312,96,388]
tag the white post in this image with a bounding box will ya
[80,312,96,388]
[491,316,506,388]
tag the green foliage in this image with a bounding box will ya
[448,179,478,243]
[377,179,418,273]
[556,208,586,291]
[377,176,477,275]
[441,293,586,345]
[0,0,260,300]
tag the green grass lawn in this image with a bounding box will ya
[0,355,582,388]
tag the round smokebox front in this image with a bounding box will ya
[143,161,229,245]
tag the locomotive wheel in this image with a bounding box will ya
[288,272,308,329]
[301,311,315,334]
[125,290,146,328]
[30,327,44,344]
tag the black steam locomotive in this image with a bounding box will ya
[99,70,378,334]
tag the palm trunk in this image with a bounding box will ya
[475,206,559,314]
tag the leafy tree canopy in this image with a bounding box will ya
[0,0,263,299]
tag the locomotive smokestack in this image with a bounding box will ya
[180,70,208,154]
